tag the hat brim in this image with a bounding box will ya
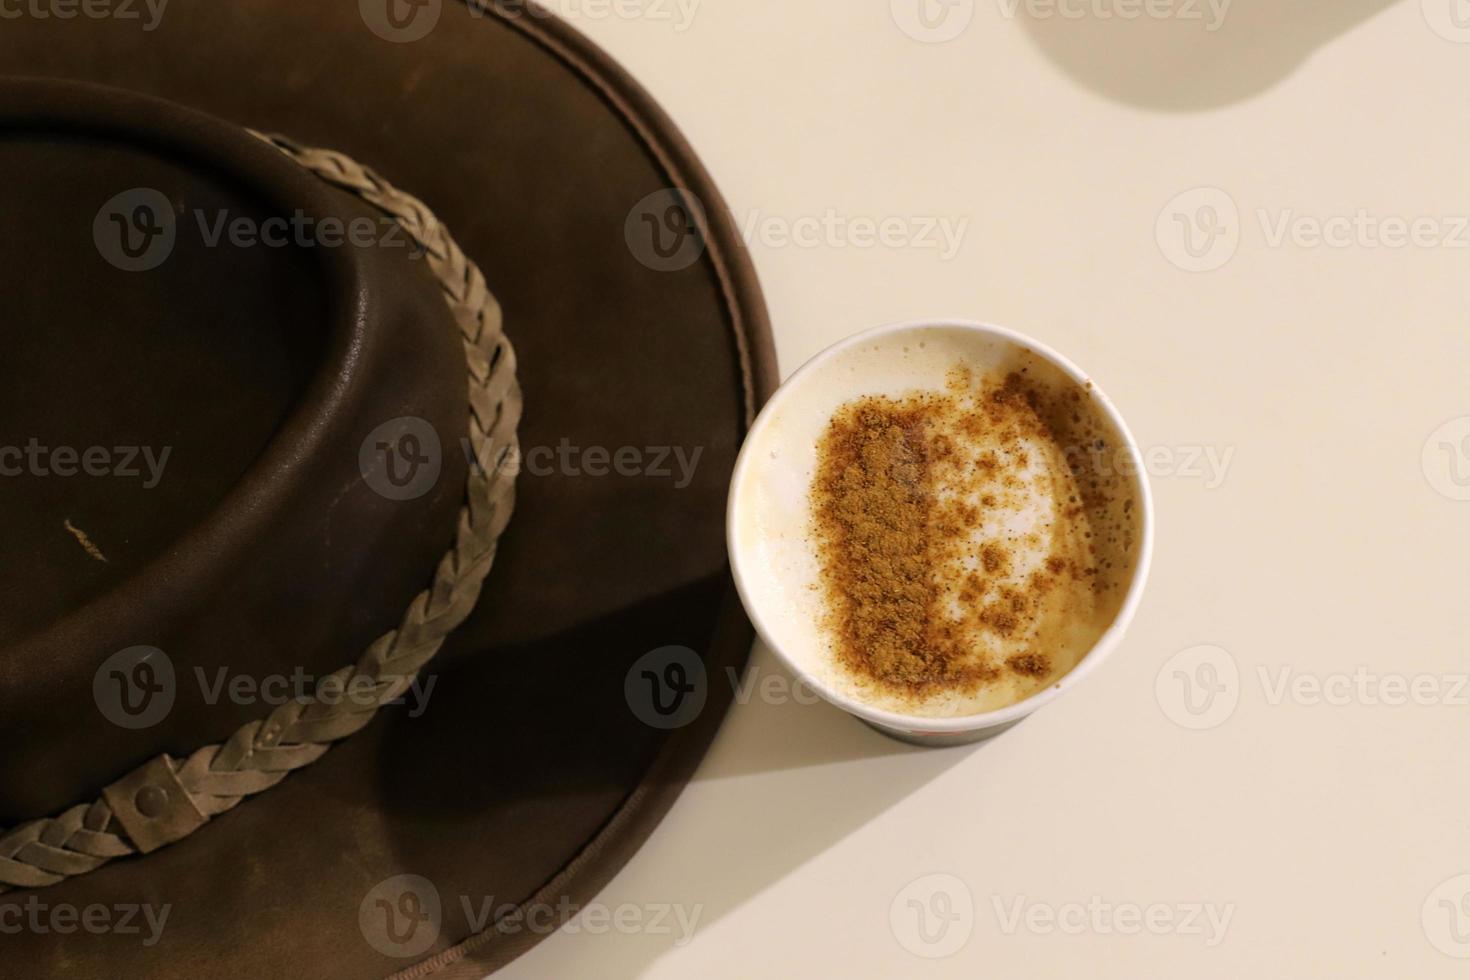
[0,3,776,977]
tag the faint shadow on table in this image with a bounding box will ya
[1016,0,1399,112]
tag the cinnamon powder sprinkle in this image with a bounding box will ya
[811,369,1119,699]
[1007,653,1049,677]
[811,398,998,694]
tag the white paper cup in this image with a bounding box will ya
[726,320,1155,746]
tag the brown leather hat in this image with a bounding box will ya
[0,4,775,977]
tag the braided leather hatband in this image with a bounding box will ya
[0,135,522,892]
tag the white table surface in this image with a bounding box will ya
[499,2,1470,976]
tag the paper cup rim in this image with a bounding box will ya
[726,318,1156,735]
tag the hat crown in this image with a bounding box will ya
[0,81,469,822]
